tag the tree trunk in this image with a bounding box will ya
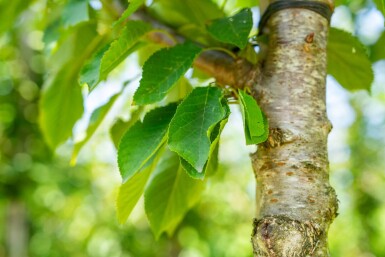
[251,1,338,256]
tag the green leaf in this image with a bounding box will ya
[110,107,145,148]
[39,23,101,149]
[179,135,220,179]
[148,0,224,27]
[79,44,110,89]
[168,87,227,175]
[71,91,121,164]
[43,20,61,46]
[165,77,193,103]
[206,8,253,49]
[0,0,33,35]
[327,28,374,91]
[117,149,162,224]
[204,143,219,177]
[113,0,146,27]
[84,20,151,90]
[137,43,166,66]
[144,151,205,238]
[46,22,104,74]
[178,24,217,46]
[79,20,150,90]
[39,64,84,149]
[62,0,89,27]
[205,99,230,177]
[238,89,268,145]
[134,42,202,105]
[373,0,385,19]
[239,90,264,137]
[371,31,385,62]
[118,104,177,182]
[180,99,229,179]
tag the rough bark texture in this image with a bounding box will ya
[251,1,338,256]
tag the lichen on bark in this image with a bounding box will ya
[250,1,338,256]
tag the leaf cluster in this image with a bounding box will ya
[26,0,383,239]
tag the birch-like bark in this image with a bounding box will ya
[251,1,338,256]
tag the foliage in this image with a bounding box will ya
[118,104,177,182]
[327,28,374,91]
[238,89,268,145]
[81,20,152,90]
[0,0,384,256]
[168,87,229,178]
[133,42,202,104]
[206,8,253,49]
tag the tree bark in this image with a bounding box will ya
[251,1,338,256]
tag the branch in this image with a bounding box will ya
[131,10,260,90]
[195,51,260,89]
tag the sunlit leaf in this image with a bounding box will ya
[134,42,202,105]
[168,87,227,176]
[39,23,102,149]
[207,8,253,49]
[100,21,150,75]
[180,99,229,179]
[177,24,217,46]
[118,104,177,182]
[43,20,61,45]
[144,151,205,238]
[204,143,220,177]
[117,150,162,224]
[0,0,33,35]
[327,28,373,91]
[205,99,230,177]
[62,0,89,27]
[79,44,110,89]
[110,107,145,148]
[71,91,121,164]
[238,89,268,145]
[80,20,151,90]
[113,0,146,27]
[165,77,193,103]
[148,0,224,27]
[39,64,84,149]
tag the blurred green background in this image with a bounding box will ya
[1,0,385,256]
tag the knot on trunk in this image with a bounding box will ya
[264,128,299,148]
[251,216,326,257]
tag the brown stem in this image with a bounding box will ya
[194,51,260,89]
